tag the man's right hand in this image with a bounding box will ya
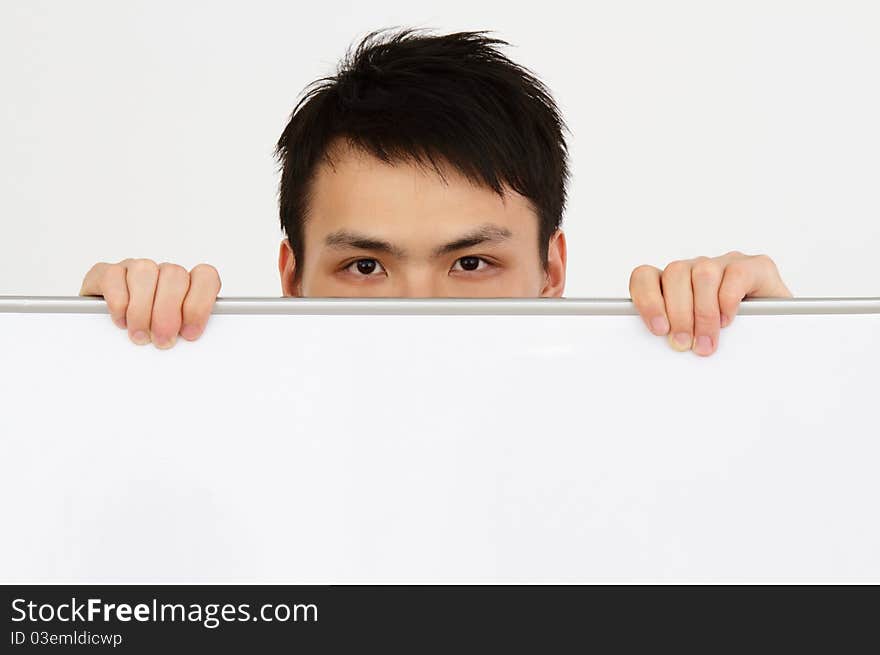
[80,259,222,348]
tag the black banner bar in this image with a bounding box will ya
[2,585,878,652]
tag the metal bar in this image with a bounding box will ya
[1,296,879,315]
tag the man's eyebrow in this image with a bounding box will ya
[431,224,513,257]
[324,230,407,258]
[323,224,513,259]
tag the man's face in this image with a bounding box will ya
[279,140,566,298]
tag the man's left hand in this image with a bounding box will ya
[629,251,793,356]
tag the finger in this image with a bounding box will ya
[629,265,669,335]
[690,257,723,356]
[660,260,695,352]
[718,261,755,329]
[150,263,191,349]
[80,262,108,297]
[100,264,131,329]
[80,262,129,329]
[125,259,159,345]
[180,263,222,341]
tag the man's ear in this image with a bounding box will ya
[540,229,567,298]
[278,239,302,297]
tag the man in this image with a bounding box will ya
[80,28,792,356]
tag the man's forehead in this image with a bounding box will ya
[319,136,462,181]
[307,138,538,246]
[316,137,496,199]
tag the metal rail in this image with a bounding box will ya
[1,296,879,315]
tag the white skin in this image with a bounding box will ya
[81,138,793,355]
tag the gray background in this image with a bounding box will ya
[1,0,877,297]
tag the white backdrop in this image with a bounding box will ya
[1,0,878,297]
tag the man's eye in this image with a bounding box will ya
[345,258,386,277]
[451,256,490,273]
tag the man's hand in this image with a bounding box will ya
[629,251,792,356]
[80,259,222,348]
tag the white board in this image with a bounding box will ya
[1,297,878,583]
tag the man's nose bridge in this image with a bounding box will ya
[395,267,438,297]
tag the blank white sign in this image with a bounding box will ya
[1,297,878,583]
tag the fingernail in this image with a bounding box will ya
[131,330,150,345]
[114,317,127,329]
[721,313,730,328]
[154,335,176,350]
[694,335,713,356]
[650,316,670,335]
[180,324,201,341]
[669,332,693,351]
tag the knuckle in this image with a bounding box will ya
[753,253,777,269]
[724,259,751,279]
[629,265,654,291]
[158,262,189,282]
[725,250,745,258]
[665,305,692,325]
[691,261,723,283]
[128,258,159,277]
[191,263,219,278]
[159,261,187,274]
[630,264,656,279]
[661,260,689,279]
[191,263,222,294]
[694,306,720,324]
[99,266,126,291]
